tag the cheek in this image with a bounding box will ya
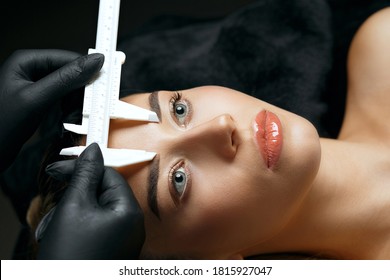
[140,169,257,256]
[188,91,257,125]
[183,161,315,248]
[155,166,285,256]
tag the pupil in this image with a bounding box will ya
[176,105,185,115]
[175,173,184,183]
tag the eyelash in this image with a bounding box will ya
[169,91,182,108]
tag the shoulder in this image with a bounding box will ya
[358,7,390,36]
[347,7,390,94]
[339,7,390,142]
[349,7,390,59]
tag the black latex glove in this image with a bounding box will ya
[36,143,145,259]
[0,49,104,173]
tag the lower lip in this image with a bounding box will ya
[253,110,283,169]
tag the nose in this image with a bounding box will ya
[172,114,237,161]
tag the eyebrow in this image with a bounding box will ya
[147,91,161,219]
[148,155,160,219]
[149,91,162,123]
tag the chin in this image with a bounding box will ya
[285,114,321,192]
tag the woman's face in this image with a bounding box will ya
[108,86,321,259]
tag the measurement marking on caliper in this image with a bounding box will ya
[61,0,159,167]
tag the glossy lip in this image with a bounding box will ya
[253,110,283,169]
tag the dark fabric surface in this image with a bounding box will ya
[1,0,389,258]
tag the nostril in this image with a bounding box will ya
[231,128,240,153]
[223,114,238,150]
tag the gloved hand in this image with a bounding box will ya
[36,143,145,259]
[0,49,104,172]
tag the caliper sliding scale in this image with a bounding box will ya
[60,0,159,167]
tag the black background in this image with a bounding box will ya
[0,0,255,63]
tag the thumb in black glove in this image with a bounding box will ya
[36,143,145,259]
[0,49,104,172]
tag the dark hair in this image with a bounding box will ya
[27,92,84,258]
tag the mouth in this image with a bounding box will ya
[253,110,283,169]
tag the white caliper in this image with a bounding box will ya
[60,0,159,167]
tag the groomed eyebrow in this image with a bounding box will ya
[147,91,161,219]
[148,155,160,219]
[149,91,162,122]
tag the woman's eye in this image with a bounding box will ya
[168,161,191,206]
[169,91,191,127]
[174,102,188,125]
[172,167,187,197]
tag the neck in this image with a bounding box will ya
[242,138,390,259]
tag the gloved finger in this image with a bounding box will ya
[62,143,104,205]
[99,167,142,213]
[1,49,81,83]
[20,53,104,110]
[100,168,145,260]
[45,159,77,181]
[34,206,57,243]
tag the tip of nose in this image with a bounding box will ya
[218,114,237,159]
[218,114,235,127]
